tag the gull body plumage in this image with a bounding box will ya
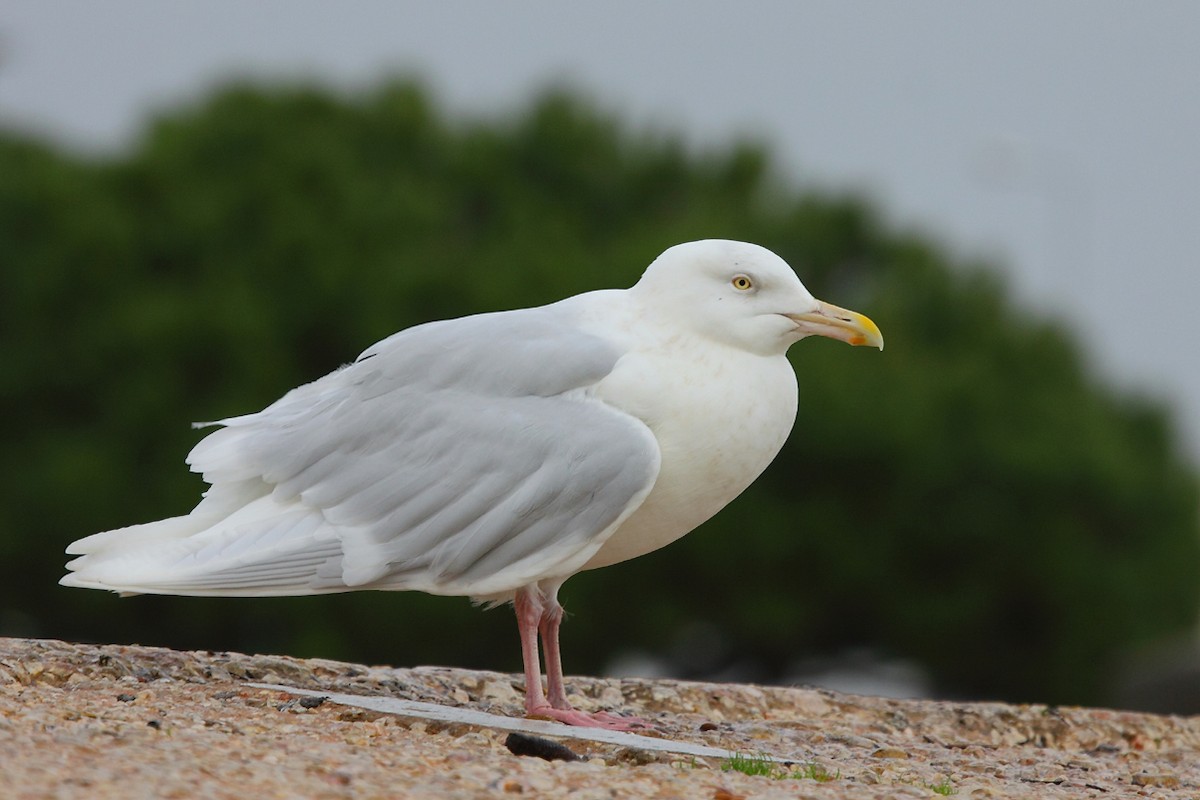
[62,239,882,728]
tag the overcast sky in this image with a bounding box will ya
[4,1,1199,457]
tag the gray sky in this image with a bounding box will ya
[5,1,1200,458]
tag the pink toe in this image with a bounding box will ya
[527,705,651,731]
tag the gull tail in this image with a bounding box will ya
[60,488,351,598]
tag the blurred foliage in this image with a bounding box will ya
[1,81,1196,706]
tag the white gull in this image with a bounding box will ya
[62,239,883,729]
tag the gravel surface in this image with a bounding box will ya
[1,637,1197,798]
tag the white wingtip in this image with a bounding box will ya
[58,571,142,597]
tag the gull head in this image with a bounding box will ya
[632,240,884,356]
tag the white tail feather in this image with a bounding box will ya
[60,493,351,597]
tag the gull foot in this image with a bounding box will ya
[527,705,653,731]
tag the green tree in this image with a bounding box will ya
[1,81,1195,705]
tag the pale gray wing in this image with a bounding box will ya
[185,305,660,596]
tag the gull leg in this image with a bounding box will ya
[538,593,648,729]
[513,585,646,730]
[537,593,570,709]
[514,585,598,727]
[514,586,553,715]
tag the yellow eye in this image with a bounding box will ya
[731,274,753,291]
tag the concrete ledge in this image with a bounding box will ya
[1,637,1196,798]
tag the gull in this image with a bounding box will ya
[61,239,883,729]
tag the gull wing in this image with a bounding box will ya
[63,305,660,598]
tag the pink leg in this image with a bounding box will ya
[513,585,650,731]
[537,598,570,710]
[514,587,552,714]
[538,593,651,729]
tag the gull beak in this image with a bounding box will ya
[786,300,884,350]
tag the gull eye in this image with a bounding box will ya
[731,274,753,291]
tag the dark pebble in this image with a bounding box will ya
[116,693,136,703]
[504,732,581,762]
[146,720,162,729]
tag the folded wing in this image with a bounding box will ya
[62,306,660,598]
